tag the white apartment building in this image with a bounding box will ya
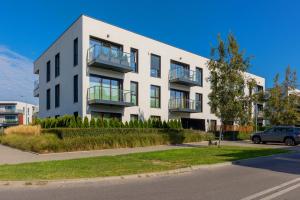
[0,101,38,127]
[34,15,265,131]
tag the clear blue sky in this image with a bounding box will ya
[0,0,299,104]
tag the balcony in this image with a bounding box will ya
[87,44,133,73]
[0,109,23,115]
[88,86,134,107]
[33,80,39,97]
[169,98,201,113]
[0,119,19,127]
[169,68,202,86]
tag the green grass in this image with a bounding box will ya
[0,146,288,181]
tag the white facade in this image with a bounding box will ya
[34,15,265,131]
[0,101,38,127]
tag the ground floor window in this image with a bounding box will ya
[130,114,138,121]
[91,112,122,121]
[150,115,161,121]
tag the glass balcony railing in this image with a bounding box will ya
[0,109,23,114]
[169,67,202,86]
[88,86,134,107]
[169,98,201,113]
[34,80,39,91]
[87,44,134,72]
[0,119,19,124]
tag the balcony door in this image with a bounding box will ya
[170,60,190,79]
[170,89,189,109]
[90,75,122,102]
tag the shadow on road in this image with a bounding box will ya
[230,146,300,175]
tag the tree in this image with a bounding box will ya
[83,116,89,128]
[90,118,96,128]
[264,66,299,125]
[208,33,250,146]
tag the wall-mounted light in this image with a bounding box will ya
[179,57,182,60]
[107,34,110,38]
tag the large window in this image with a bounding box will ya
[130,114,138,121]
[73,75,78,103]
[195,67,203,86]
[46,61,51,82]
[195,93,203,112]
[55,53,60,77]
[130,48,138,73]
[91,112,122,121]
[130,81,138,106]
[150,115,161,121]
[170,89,189,100]
[150,85,160,108]
[73,38,78,66]
[150,54,161,78]
[55,84,60,108]
[89,75,122,102]
[46,89,51,110]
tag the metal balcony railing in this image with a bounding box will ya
[34,80,39,91]
[87,44,133,72]
[88,85,134,107]
[169,67,202,86]
[169,98,201,112]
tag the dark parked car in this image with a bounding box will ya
[251,126,300,146]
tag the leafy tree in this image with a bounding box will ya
[264,66,299,125]
[208,33,250,146]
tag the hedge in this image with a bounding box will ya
[35,115,183,129]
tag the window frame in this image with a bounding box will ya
[55,53,60,77]
[55,84,60,108]
[130,48,139,73]
[73,75,78,103]
[195,93,203,112]
[130,81,138,106]
[150,54,161,78]
[46,88,51,110]
[150,85,161,108]
[73,38,78,67]
[46,60,51,82]
[195,67,203,87]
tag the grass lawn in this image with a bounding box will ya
[0,146,289,181]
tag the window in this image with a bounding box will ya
[150,54,161,78]
[55,53,60,77]
[46,89,51,110]
[150,85,160,108]
[150,116,161,121]
[195,67,203,86]
[55,84,60,108]
[46,61,51,82]
[130,114,138,121]
[130,48,138,73]
[91,112,122,121]
[130,81,138,106]
[73,38,78,66]
[195,93,203,112]
[73,75,78,103]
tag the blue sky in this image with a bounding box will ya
[0,0,299,104]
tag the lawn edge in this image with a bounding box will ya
[0,150,291,188]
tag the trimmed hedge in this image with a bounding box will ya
[0,129,214,153]
[35,115,183,129]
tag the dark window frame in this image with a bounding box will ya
[195,67,203,87]
[46,61,51,82]
[73,75,78,103]
[195,93,203,112]
[46,89,51,110]
[55,84,60,108]
[55,53,60,77]
[73,38,78,67]
[150,54,161,78]
[130,81,138,106]
[150,85,161,108]
[130,48,139,73]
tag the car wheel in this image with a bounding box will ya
[262,141,267,144]
[284,138,295,146]
[252,136,261,144]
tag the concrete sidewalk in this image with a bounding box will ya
[0,140,297,165]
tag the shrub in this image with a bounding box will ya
[90,118,96,128]
[4,125,41,136]
[83,117,89,128]
[76,116,82,128]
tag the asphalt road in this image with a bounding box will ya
[1,147,300,200]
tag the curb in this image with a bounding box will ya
[0,162,233,188]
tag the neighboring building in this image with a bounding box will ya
[33,15,265,131]
[0,101,38,128]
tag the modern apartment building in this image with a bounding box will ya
[34,15,265,131]
[0,101,38,128]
